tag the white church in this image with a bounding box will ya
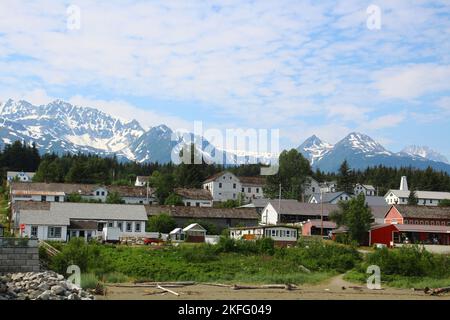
[384,176,450,206]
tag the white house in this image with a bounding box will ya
[135,176,150,187]
[354,183,376,196]
[17,202,148,242]
[384,176,450,207]
[182,223,207,242]
[202,171,265,202]
[308,191,352,204]
[6,171,35,185]
[229,225,299,246]
[174,188,213,207]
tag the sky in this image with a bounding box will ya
[0,0,449,158]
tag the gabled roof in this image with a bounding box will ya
[239,198,271,209]
[183,223,207,232]
[136,176,149,182]
[145,205,259,220]
[365,196,388,207]
[384,189,450,200]
[174,188,213,200]
[268,201,338,217]
[203,171,232,183]
[388,205,450,220]
[69,220,98,230]
[309,192,351,203]
[304,219,337,229]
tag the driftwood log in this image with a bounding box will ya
[423,286,450,296]
[231,284,298,291]
[157,285,180,296]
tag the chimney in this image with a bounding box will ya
[400,176,408,191]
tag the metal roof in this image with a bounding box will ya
[395,224,450,233]
[385,189,450,200]
[390,205,450,219]
[145,205,259,220]
[174,188,213,200]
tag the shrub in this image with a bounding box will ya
[81,273,100,289]
[180,244,218,263]
[146,213,176,233]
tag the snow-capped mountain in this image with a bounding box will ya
[297,135,333,164]
[0,99,275,164]
[298,132,450,173]
[400,145,449,164]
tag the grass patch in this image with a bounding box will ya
[81,273,101,289]
[101,272,130,284]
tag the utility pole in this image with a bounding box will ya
[278,183,281,225]
[320,188,324,237]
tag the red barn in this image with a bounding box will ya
[370,224,450,247]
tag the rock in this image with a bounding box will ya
[68,293,81,300]
[50,285,65,296]
[37,290,51,300]
[37,283,49,291]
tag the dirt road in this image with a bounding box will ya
[97,275,450,300]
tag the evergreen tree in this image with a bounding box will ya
[329,193,373,245]
[407,189,419,205]
[264,149,312,200]
[337,160,355,194]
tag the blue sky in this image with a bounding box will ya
[0,0,449,158]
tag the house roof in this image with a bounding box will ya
[69,220,98,230]
[310,192,350,203]
[174,188,213,200]
[268,201,338,217]
[385,189,450,200]
[19,202,148,226]
[268,200,388,220]
[365,196,388,207]
[239,198,271,209]
[145,205,259,220]
[170,227,183,234]
[389,205,450,220]
[183,223,207,232]
[239,176,266,186]
[10,182,155,198]
[12,201,51,212]
[136,176,149,182]
[229,225,300,231]
[394,224,450,233]
[304,219,337,229]
[203,171,230,183]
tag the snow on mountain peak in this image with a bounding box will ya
[401,145,449,164]
[298,135,333,164]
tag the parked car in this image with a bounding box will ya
[144,237,164,245]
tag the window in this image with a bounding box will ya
[233,193,236,199]
[286,230,290,237]
[96,191,100,196]
[117,222,123,231]
[248,188,251,193]
[108,222,113,227]
[271,229,276,237]
[97,223,105,232]
[135,223,141,232]
[196,202,200,207]
[256,188,259,193]
[126,222,132,232]
[186,201,191,206]
[55,196,60,202]
[101,191,105,196]
[139,201,143,204]
[31,226,38,238]
[312,187,315,192]
[41,195,46,202]
[242,188,244,192]
[233,183,236,189]
[48,227,62,238]
[219,183,222,188]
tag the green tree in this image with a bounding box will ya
[174,143,208,188]
[146,213,177,233]
[329,193,373,245]
[149,171,175,203]
[439,199,450,207]
[407,189,419,205]
[337,160,355,194]
[106,191,125,204]
[264,149,312,200]
[164,193,184,206]
[67,193,83,202]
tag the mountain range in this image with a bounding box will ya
[0,98,449,174]
[297,132,450,173]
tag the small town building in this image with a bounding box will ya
[383,205,450,226]
[384,176,450,206]
[354,184,376,196]
[15,202,147,242]
[202,171,265,202]
[174,188,213,207]
[182,223,207,242]
[370,224,450,247]
[308,191,352,204]
[238,198,271,215]
[6,171,35,185]
[301,219,337,237]
[262,200,388,225]
[145,205,259,233]
[169,228,185,241]
[229,225,299,246]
